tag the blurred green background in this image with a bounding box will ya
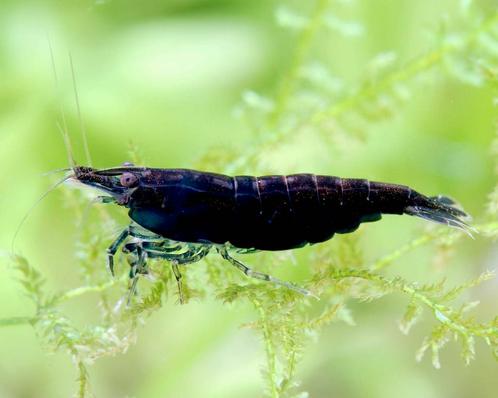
[0,0,497,397]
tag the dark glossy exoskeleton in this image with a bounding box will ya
[72,166,472,301]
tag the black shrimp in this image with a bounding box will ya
[72,166,472,301]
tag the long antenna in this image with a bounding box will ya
[48,38,76,168]
[57,121,76,168]
[12,41,80,253]
[69,52,92,166]
[11,175,71,253]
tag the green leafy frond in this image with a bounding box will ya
[312,266,497,366]
[11,254,45,307]
[228,9,498,176]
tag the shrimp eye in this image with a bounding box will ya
[120,172,138,187]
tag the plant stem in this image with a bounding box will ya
[252,298,279,398]
[269,0,330,128]
[0,316,33,327]
[310,11,498,124]
[53,279,120,304]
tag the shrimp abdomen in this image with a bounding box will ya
[127,170,471,251]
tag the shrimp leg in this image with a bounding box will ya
[107,227,130,276]
[126,243,211,304]
[171,262,185,304]
[127,243,147,304]
[217,247,314,297]
[159,246,211,304]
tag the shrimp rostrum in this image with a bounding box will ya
[72,166,472,301]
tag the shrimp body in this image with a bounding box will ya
[72,166,471,300]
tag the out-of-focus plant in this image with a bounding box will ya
[2,1,498,397]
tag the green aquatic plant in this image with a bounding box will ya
[2,1,498,397]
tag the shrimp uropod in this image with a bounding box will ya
[72,165,473,302]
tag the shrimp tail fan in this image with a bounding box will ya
[404,194,476,237]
